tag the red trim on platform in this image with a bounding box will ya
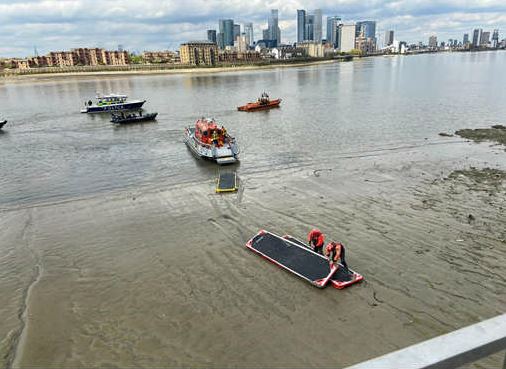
[245,230,336,288]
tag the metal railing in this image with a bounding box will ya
[345,313,506,369]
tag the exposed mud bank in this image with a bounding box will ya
[455,125,506,147]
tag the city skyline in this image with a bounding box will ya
[1,0,506,57]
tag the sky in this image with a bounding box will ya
[0,0,505,57]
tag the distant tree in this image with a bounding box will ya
[129,54,143,64]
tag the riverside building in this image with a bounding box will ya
[180,41,218,66]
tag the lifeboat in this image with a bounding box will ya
[184,118,239,165]
[237,92,281,111]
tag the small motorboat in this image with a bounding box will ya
[0,120,6,130]
[184,118,239,165]
[110,111,158,124]
[237,92,281,111]
[81,93,146,113]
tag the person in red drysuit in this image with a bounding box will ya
[307,228,325,254]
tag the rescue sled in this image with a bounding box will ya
[245,230,338,288]
[216,172,238,193]
[283,235,364,289]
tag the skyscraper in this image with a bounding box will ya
[472,28,482,48]
[207,30,217,44]
[219,19,234,47]
[313,9,322,43]
[463,33,469,45]
[429,35,438,48]
[385,30,394,46]
[267,9,280,45]
[244,23,254,46]
[233,24,241,41]
[480,31,490,46]
[326,16,341,48]
[492,29,499,48]
[305,15,314,41]
[356,21,376,39]
[217,33,225,49]
[297,10,306,43]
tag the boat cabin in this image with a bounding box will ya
[96,94,128,106]
[258,92,270,105]
[194,118,229,146]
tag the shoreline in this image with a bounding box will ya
[1,49,504,83]
[0,59,341,82]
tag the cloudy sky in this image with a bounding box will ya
[0,0,505,57]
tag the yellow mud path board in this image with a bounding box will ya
[216,172,238,193]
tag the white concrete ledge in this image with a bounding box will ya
[345,313,506,369]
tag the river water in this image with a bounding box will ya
[1,51,505,208]
[1,52,505,368]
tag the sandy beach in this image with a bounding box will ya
[1,136,505,368]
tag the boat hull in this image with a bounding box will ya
[237,99,282,111]
[184,128,239,165]
[0,120,6,129]
[111,113,158,124]
[81,100,146,113]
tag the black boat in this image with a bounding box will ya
[0,120,6,129]
[110,111,158,124]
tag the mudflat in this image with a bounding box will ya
[1,139,504,368]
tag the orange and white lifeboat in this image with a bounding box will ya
[184,118,239,165]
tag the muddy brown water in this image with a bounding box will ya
[1,52,506,368]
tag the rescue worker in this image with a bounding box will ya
[307,228,325,254]
[211,130,219,146]
[325,241,349,271]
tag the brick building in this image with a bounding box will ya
[180,41,218,66]
[142,51,177,64]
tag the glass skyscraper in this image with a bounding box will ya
[297,9,321,43]
[356,21,376,39]
[219,19,234,47]
[313,9,322,43]
[207,30,217,44]
[244,23,254,46]
[267,9,279,45]
[297,10,306,43]
[326,16,341,47]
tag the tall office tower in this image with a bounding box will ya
[207,30,217,44]
[267,9,279,45]
[463,33,469,45]
[297,10,306,43]
[339,24,356,52]
[429,35,438,48]
[385,30,394,46]
[356,21,376,39]
[491,29,499,48]
[313,9,322,42]
[472,28,482,47]
[262,28,269,40]
[217,33,225,49]
[219,19,234,47]
[366,21,376,39]
[326,16,341,48]
[244,23,254,46]
[480,31,490,46]
[305,14,315,41]
[233,24,241,41]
